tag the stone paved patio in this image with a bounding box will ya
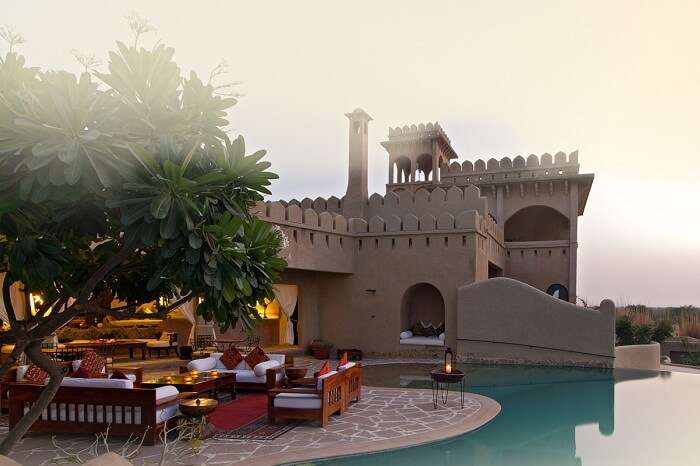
[4,384,500,466]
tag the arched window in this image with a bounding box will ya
[546,284,569,301]
[415,153,433,182]
[394,156,411,183]
[504,206,569,242]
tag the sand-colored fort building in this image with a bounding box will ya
[249,109,614,366]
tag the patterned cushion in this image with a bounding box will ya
[220,347,243,370]
[244,346,269,368]
[24,364,48,384]
[79,350,106,376]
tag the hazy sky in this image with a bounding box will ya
[5,1,700,306]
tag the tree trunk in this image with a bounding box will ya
[0,340,65,455]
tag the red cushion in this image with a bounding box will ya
[24,364,48,384]
[338,352,348,367]
[220,348,243,370]
[110,369,129,380]
[72,367,90,378]
[317,361,330,377]
[79,350,105,376]
[244,346,269,368]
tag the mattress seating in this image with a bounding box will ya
[182,352,292,391]
[267,370,345,427]
[399,329,445,346]
[8,379,193,445]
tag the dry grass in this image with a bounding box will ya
[678,314,700,339]
[616,307,656,326]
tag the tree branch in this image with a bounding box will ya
[0,340,27,377]
[76,241,140,306]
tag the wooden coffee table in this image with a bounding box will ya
[141,372,236,400]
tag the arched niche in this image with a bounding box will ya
[400,283,445,331]
[504,206,569,242]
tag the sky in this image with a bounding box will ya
[4,0,700,307]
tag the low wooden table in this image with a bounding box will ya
[141,372,236,400]
[66,339,148,360]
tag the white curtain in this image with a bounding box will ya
[274,284,298,345]
[178,299,198,344]
[0,273,28,322]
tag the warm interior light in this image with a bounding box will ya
[183,376,192,383]
[210,370,218,377]
[190,370,199,378]
[29,294,51,316]
[255,298,280,319]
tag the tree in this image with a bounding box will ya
[0,32,286,452]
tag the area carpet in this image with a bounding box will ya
[209,393,301,440]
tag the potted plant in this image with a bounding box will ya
[308,339,333,359]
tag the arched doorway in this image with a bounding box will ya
[400,283,445,333]
[504,206,569,242]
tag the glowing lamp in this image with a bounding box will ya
[183,376,193,383]
[210,370,219,377]
[164,375,173,384]
[190,370,199,378]
[444,347,454,374]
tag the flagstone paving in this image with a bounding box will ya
[3,357,500,466]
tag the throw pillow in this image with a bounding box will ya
[24,364,48,384]
[244,346,269,368]
[110,369,129,380]
[435,322,445,336]
[316,361,330,378]
[411,322,425,336]
[79,350,106,376]
[338,352,348,367]
[72,367,90,378]
[220,347,243,370]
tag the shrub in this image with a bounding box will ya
[652,319,674,344]
[616,316,635,345]
[634,324,653,345]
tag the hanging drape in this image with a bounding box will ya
[273,284,298,345]
[0,273,28,322]
[178,299,198,344]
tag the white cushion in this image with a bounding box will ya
[400,336,445,346]
[156,403,180,423]
[187,357,216,372]
[338,362,356,371]
[439,332,445,341]
[317,370,338,391]
[61,377,134,389]
[154,385,179,401]
[399,330,413,339]
[268,354,286,365]
[16,365,28,382]
[253,360,282,377]
[274,392,322,410]
[235,370,284,384]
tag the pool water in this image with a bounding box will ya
[295,363,700,466]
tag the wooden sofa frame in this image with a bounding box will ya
[8,383,193,445]
[267,371,345,427]
[180,354,293,391]
[343,364,362,409]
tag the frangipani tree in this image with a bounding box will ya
[0,33,286,451]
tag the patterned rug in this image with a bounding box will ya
[209,393,301,441]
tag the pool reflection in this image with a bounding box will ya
[310,363,662,466]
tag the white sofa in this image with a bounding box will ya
[187,352,288,389]
[399,330,445,346]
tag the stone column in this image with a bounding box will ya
[388,158,395,184]
[496,185,504,224]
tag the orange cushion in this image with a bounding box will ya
[79,350,106,376]
[244,346,269,368]
[338,352,348,368]
[220,347,243,370]
[24,364,48,384]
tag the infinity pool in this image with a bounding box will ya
[294,363,700,466]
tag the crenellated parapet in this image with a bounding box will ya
[440,151,579,179]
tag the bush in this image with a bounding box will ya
[616,316,674,346]
[616,316,635,345]
[652,319,674,344]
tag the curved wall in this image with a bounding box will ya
[457,277,615,366]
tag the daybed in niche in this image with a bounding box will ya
[399,330,445,346]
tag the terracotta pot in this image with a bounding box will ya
[312,348,330,359]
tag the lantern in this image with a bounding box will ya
[444,347,454,374]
